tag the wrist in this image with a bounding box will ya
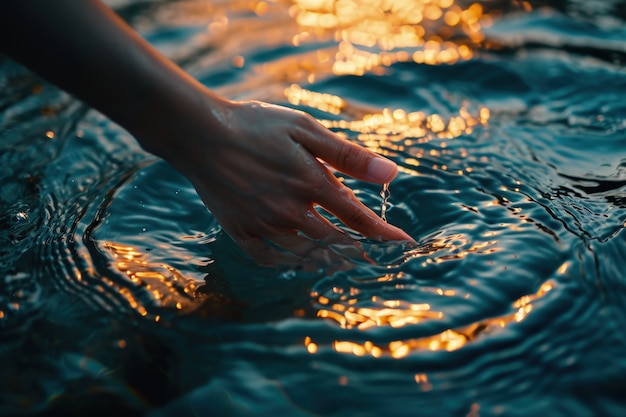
[128,78,233,166]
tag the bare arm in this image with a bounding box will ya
[0,0,413,264]
[0,0,210,149]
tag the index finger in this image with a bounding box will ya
[317,184,414,242]
[293,117,398,184]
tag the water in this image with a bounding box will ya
[1,0,626,415]
[380,182,390,222]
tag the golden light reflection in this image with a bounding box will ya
[284,84,490,145]
[414,373,433,391]
[284,84,345,114]
[306,280,555,358]
[290,0,502,75]
[318,298,443,330]
[104,242,201,316]
[399,233,500,266]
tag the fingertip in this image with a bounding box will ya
[377,223,415,243]
[367,156,398,183]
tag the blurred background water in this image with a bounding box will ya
[1,0,626,416]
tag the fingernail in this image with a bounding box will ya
[368,157,397,182]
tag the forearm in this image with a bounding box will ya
[0,0,225,153]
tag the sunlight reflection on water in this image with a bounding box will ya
[1,0,626,416]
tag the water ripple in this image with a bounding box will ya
[1,1,626,416]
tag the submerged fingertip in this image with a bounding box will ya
[382,224,415,243]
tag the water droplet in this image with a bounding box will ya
[279,269,297,280]
[380,182,390,222]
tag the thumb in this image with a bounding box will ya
[296,119,398,183]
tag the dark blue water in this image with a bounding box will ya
[1,0,626,416]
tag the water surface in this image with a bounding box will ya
[1,0,626,416]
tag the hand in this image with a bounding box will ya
[0,0,413,266]
[150,95,414,265]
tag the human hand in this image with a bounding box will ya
[0,0,412,266]
[143,94,414,265]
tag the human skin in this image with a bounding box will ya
[0,0,414,264]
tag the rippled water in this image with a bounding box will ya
[1,0,626,416]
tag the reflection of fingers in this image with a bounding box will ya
[296,209,354,246]
[260,204,366,258]
[237,235,301,266]
[299,211,367,259]
[267,233,321,258]
[267,233,360,270]
[318,185,414,242]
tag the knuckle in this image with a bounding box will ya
[337,184,355,199]
[310,171,330,190]
[344,208,373,229]
[336,140,353,168]
[336,141,368,170]
[294,111,316,130]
